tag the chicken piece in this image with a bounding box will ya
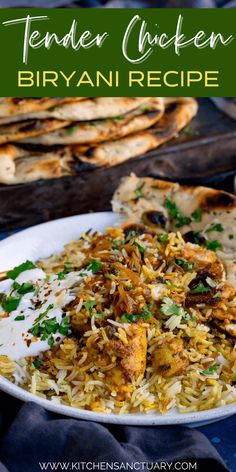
[207,283,236,337]
[212,319,236,338]
[181,243,218,271]
[105,323,147,385]
[152,337,189,378]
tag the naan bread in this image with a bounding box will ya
[0,145,73,184]
[0,98,83,119]
[0,118,71,144]
[74,97,197,167]
[112,174,236,297]
[2,97,150,123]
[21,98,164,145]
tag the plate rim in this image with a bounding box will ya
[0,211,236,426]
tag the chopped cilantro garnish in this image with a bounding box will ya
[229,234,234,240]
[157,233,168,243]
[32,359,42,369]
[58,316,70,335]
[93,313,104,319]
[175,216,192,228]
[14,315,25,321]
[174,258,194,271]
[206,223,223,233]
[134,241,145,255]
[205,240,222,252]
[164,199,181,220]
[121,305,152,323]
[13,281,34,295]
[88,260,102,273]
[31,304,54,336]
[7,260,36,280]
[191,208,202,222]
[84,300,96,311]
[57,262,74,280]
[164,199,191,228]
[112,240,122,250]
[1,294,21,312]
[66,126,77,135]
[48,336,55,347]
[31,307,69,346]
[160,296,187,320]
[135,184,145,199]
[125,231,137,243]
[165,200,203,227]
[182,312,195,322]
[190,283,211,294]
[202,365,219,376]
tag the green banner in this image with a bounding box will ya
[0,8,235,96]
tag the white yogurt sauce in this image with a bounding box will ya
[0,267,92,360]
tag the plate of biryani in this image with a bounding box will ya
[0,175,236,426]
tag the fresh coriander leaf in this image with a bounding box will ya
[175,216,191,228]
[181,312,193,322]
[57,272,66,280]
[32,359,42,369]
[88,260,102,273]
[112,240,122,250]
[66,126,77,135]
[157,233,168,243]
[121,305,152,323]
[32,304,54,327]
[134,241,145,255]
[125,231,137,243]
[135,184,145,199]
[229,234,234,240]
[191,208,202,222]
[2,294,21,312]
[7,260,36,280]
[84,300,96,311]
[206,223,223,233]
[164,199,180,220]
[58,316,70,335]
[160,297,188,322]
[43,317,58,334]
[93,313,104,319]
[190,283,211,294]
[164,199,191,228]
[48,336,55,347]
[57,262,74,280]
[14,315,25,321]
[174,258,194,271]
[13,281,34,295]
[202,365,219,376]
[121,313,135,323]
[205,240,222,252]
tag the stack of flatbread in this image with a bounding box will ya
[0,97,198,185]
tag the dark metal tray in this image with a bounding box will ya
[0,98,236,231]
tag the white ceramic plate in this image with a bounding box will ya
[0,212,236,427]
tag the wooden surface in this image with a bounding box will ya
[0,98,236,231]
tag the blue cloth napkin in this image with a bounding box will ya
[0,395,230,472]
[0,0,236,9]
